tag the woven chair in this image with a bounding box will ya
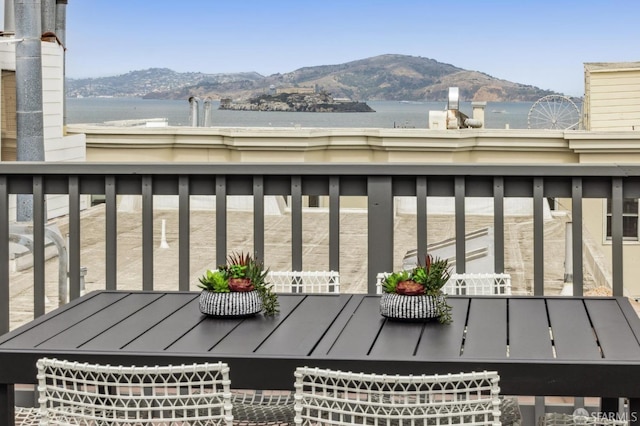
[447,273,512,295]
[376,272,512,295]
[16,357,233,425]
[231,390,296,425]
[267,270,340,294]
[14,407,40,426]
[538,413,628,426]
[294,367,501,426]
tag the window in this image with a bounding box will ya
[606,198,639,240]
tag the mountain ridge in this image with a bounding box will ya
[67,54,558,102]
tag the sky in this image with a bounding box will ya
[32,1,640,96]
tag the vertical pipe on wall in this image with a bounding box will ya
[203,97,212,127]
[189,96,200,127]
[4,0,15,34]
[41,0,55,33]
[56,0,67,125]
[15,0,45,221]
[54,0,66,42]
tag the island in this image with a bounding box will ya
[219,90,375,113]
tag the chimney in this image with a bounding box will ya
[472,102,486,128]
[189,96,201,127]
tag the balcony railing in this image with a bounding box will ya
[1,162,638,334]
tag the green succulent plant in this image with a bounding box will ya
[198,251,279,316]
[381,270,410,294]
[198,269,230,293]
[381,254,453,324]
[411,254,452,294]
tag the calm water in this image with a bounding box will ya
[67,98,534,129]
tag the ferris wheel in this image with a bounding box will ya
[527,95,581,130]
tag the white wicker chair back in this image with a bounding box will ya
[268,270,340,293]
[34,357,233,425]
[376,272,512,295]
[294,367,501,426]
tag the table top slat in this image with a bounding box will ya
[81,293,199,351]
[310,295,366,356]
[326,296,386,357]
[585,298,640,360]
[122,296,207,352]
[164,315,246,354]
[0,292,128,349]
[508,298,554,359]
[206,295,306,355]
[256,294,355,356]
[413,298,469,359]
[462,298,507,358]
[547,299,601,360]
[369,318,424,359]
[37,293,166,350]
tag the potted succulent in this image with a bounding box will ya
[198,251,279,317]
[380,254,453,324]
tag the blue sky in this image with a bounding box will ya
[54,1,640,96]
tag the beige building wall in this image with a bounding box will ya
[584,62,640,131]
[1,70,16,160]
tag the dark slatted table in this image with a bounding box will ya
[2,291,640,425]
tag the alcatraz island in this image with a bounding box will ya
[219,86,375,113]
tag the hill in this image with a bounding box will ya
[66,68,264,98]
[67,55,557,102]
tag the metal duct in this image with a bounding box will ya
[447,87,459,111]
[203,97,212,127]
[41,0,55,33]
[55,0,66,43]
[4,0,15,34]
[189,96,201,127]
[15,0,45,221]
[56,0,67,125]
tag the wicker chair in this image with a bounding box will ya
[14,407,40,426]
[16,357,233,425]
[293,367,502,426]
[538,412,628,426]
[376,272,512,295]
[231,390,296,425]
[268,270,340,294]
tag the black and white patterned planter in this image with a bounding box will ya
[199,290,263,317]
[380,293,443,320]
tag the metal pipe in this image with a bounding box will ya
[4,0,15,34]
[54,0,66,43]
[463,118,483,128]
[56,0,67,126]
[203,97,212,127]
[188,96,200,127]
[15,0,45,221]
[41,0,55,34]
[10,224,69,306]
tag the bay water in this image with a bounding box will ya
[67,98,533,129]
